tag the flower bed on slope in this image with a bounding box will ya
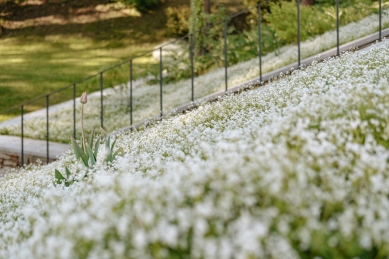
[1,10,389,143]
[1,41,389,258]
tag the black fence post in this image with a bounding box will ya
[297,0,301,68]
[100,72,104,129]
[379,0,382,41]
[130,60,133,126]
[224,19,228,91]
[336,0,340,56]
[46,95,49,164]
[159,47,163,119]
[21,105,24,168]
[73,83,76,139]
[190,34,195,102]
[257,4,262,84]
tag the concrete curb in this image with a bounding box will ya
[0,135,69,174]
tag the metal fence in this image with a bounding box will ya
[0,0,385,167]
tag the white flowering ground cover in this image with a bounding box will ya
[1,39,389,258]
[1,11,389,142]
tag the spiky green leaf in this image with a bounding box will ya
[65,167,71,179]
[111,138,117,150]
[54,169,66,185]
[86,142,96,167]
[70,135,82,160]
[93,136,100,159]
[71,136,88,167]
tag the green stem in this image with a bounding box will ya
[81,103,86,151]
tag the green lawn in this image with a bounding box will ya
[0,36,158,119]
[0,0,246,121]
[0,0,174,119]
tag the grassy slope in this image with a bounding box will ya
[1,40,389,258]
[0,0,246,120]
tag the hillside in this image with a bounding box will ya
[1,40,389,258]
[1,8,388,142]
[0,0,246,118]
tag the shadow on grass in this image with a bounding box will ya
[0,0,169,43]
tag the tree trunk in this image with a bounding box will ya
[301,0,314,6]
[190,0,206,55]
[204,0,211,14]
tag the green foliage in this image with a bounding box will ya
[70,129,100,168]
[264,1,333,44]
[54,92,124,186]
[314,0,337,6]
[190,0,206,55]
[162,0,373,84]
[54,129,101,187]
[54,128,124,186]
[54,167,74,187]
[264,0,375,45]
[198,8,275,69]
[165,6,190,37]
[315,0,373,7]
[100,127,124,164]
[162,8,280,82]
[242,0,281,24]
[116,0,159,12]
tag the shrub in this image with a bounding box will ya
[264,1,334,44]
[165,6,191,37]
[116,0,159,12]
[315,0,373,7]
[199,8,280,71]
[242,0,281,24]
[263,0,374,45]
[161,7,281,83]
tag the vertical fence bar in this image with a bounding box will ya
[257,4,262,84]
[379,0,382,41]
[190,34,194,102]
[21,105,24,168]
[100,72,104,129]
[159,47,163,119]
[73,83,76,139]
[297,0,301,68]
[224,19,228,91]
[336,0,340,56]
[46,95,49,164]
[130,60,133,126]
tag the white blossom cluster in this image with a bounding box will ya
[1,38,389,258]
[1,11,388,142]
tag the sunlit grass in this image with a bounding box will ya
[0,35,158,117]
[0,114,15,122]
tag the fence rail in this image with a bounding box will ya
[0,0,386,168]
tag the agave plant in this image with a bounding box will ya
[54,92,123,186]
[100,127,123,164]
[54,167,74,187]
[70,128,100,168]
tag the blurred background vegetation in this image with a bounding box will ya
[0,0,381,121]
